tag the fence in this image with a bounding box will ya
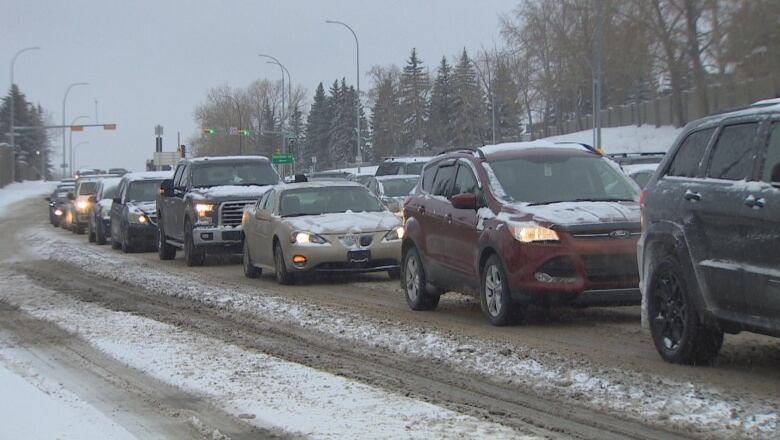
[532,76,780,140]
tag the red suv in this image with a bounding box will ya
[401,141,642,325]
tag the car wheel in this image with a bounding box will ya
[481,254,523,326]
[184,221,205,267]
[243,239,262,278]
[88,220,96,243]
[648,256,723,365]
[110,225,121,249]
[96,221,107,245]
[273,242,294,285]
[402,246,440,311]
[157,221,176,260]
[120,225,133,253]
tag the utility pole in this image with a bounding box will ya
[259,54,291,176]
[594,0,604,152]
[9,46,41,181]
[326,20,362,170]
[62,82,89,176]
[68,115,90,175]
[94,99,99,124]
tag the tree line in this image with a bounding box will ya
[0,85,55,181]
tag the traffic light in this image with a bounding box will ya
[240,129,249,136]
[203,128,216,135]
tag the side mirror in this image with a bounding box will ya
[67,192,75,200]
[160,179,174,197]
[255,208,271,221]
[771,163,780,189]
[88,195,97,203]
[451,193,478,210]
[112,197,122,205]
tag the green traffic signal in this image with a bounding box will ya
[203,128,216,135]
[240,129,249,136]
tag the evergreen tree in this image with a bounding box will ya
[427,56,456,150]
[327,79,352,168]
[452,49,488,148]
[304,82,331,170]
[259,100,277,155]
[288,103,305,169]
[492,58,522,142]
[370,74,402,160]
[398,48,430,153]
[0,85,53,180]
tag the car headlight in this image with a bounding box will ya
[76,200,89,211]
[128,211,148,224]
[507,222,559,243]
[383,225,404,241]
[54,209,63,216]
[195,203,214,217]
[290,231,327,245]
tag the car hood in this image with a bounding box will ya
[128,200,157,215]
[282,211,400,235]
[191,185,272,202]
[501,201,640,228]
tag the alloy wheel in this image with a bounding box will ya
[405,255,421,302]
[653,271,687,351]
[484,265,503,317]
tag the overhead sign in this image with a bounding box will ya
[272,153,294,164]
[103,124,116,130]
[70,126,84,132]
[153,152,179,167]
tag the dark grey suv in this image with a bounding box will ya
[639,101,780,365]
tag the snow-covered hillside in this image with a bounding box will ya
[544,125,683,154]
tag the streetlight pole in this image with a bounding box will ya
[62,82,88,177]
[470,59,496,145]
[72,141,90,172]
[326,20,362,168]
[221,93,243,155]
[258,54,291,175]
[9,46,41,180]
[68,115,90,175]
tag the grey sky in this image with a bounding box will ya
[3,0,518,172]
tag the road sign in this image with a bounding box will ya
[70,126,84,132]
[272,153,294,164]
[103,124,116,130]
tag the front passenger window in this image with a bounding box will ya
[762,123,780,183]
[432,165,455,197]
[452,164,478,196]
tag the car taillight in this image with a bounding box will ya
[639,190,646,210]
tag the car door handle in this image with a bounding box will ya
[684,190,702,202]
[744,195,765,209]
[445,213,453,224]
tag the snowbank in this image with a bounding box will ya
[0,181,57,213]
[544,125,683,154]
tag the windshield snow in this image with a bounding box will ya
[280,187,384,217]
[192,161,279,187]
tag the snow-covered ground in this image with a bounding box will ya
[26,225,779,439]
[544,124,683,154]
[0,180,57,211]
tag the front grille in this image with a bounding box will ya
[582,254,639,282]
[572,230,640,240]
[219,200,255,227]
[338,234,374,248]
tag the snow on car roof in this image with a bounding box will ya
[123,171,173,181]
[374,174,419,181]
[381,156,433,163]
[479,140,592,156]
[189,155,270,163]
[280,181,364,191]
[752,97,780,107]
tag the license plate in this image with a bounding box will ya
[348,250,370,264]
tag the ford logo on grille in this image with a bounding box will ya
[609,230,630,239]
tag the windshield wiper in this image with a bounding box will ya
[281,213,311,218]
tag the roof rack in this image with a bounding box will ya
[607,152,666,158]
[553,142,601,155]
[436,147,486,160]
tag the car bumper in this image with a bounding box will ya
[282,236,402,274]
[193,225,244,252]
[126,223,158,246]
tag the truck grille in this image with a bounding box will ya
[582,254,639,282]
[219,200,255,227]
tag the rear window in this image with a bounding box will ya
[375,162,403,176]
[666,128,715,178]
[405,162,425,175]
[380,177,418,197]
[126,180,164,202]
[432,165,456,196]
[707,123,759,181]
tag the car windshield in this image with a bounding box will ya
[279,187,385,217]
[102,183,120,199]
[381,177,418,197]
[192,161,279,187]
[126,180,163,202]
[78,182,98,195]
[405,162,425,175]
[488,155,638,205]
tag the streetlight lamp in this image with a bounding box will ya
[68,115,90,175]
[325,20,362,168]
[9,46,41,180]
[470,59,496,145]
[72,141,90,172]
[258,55,290,154]
[62,82,89,176]
[220,93,244,155]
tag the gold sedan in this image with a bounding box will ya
[241,182,404,284]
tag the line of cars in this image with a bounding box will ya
[50,100,780,365]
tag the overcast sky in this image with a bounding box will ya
[3,0,518,172]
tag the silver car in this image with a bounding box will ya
[241,181,404,284]
[365,174,419,214]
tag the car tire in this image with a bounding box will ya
[402,246,440,311]
[157,221,176,260]
[648,255,723,365]
[120,225,133,253]
[76,223,85,235]
[88,220,96,243]
[96,221,107,245]
[481,254,524,326]
[243,239,262,278]
[184,221,205,267]
[273,242,294,285]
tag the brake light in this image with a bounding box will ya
[639,190,646,210]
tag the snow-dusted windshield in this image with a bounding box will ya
[126,180,163,202]
[488,155,638,205]
[279,187,384,217]
[381,178,417,197]
[192,161,279,188]
[77,182,98,195]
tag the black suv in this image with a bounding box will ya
[639,101,780,365]
[157,156,280,266]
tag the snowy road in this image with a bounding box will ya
[1,188,778,439]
